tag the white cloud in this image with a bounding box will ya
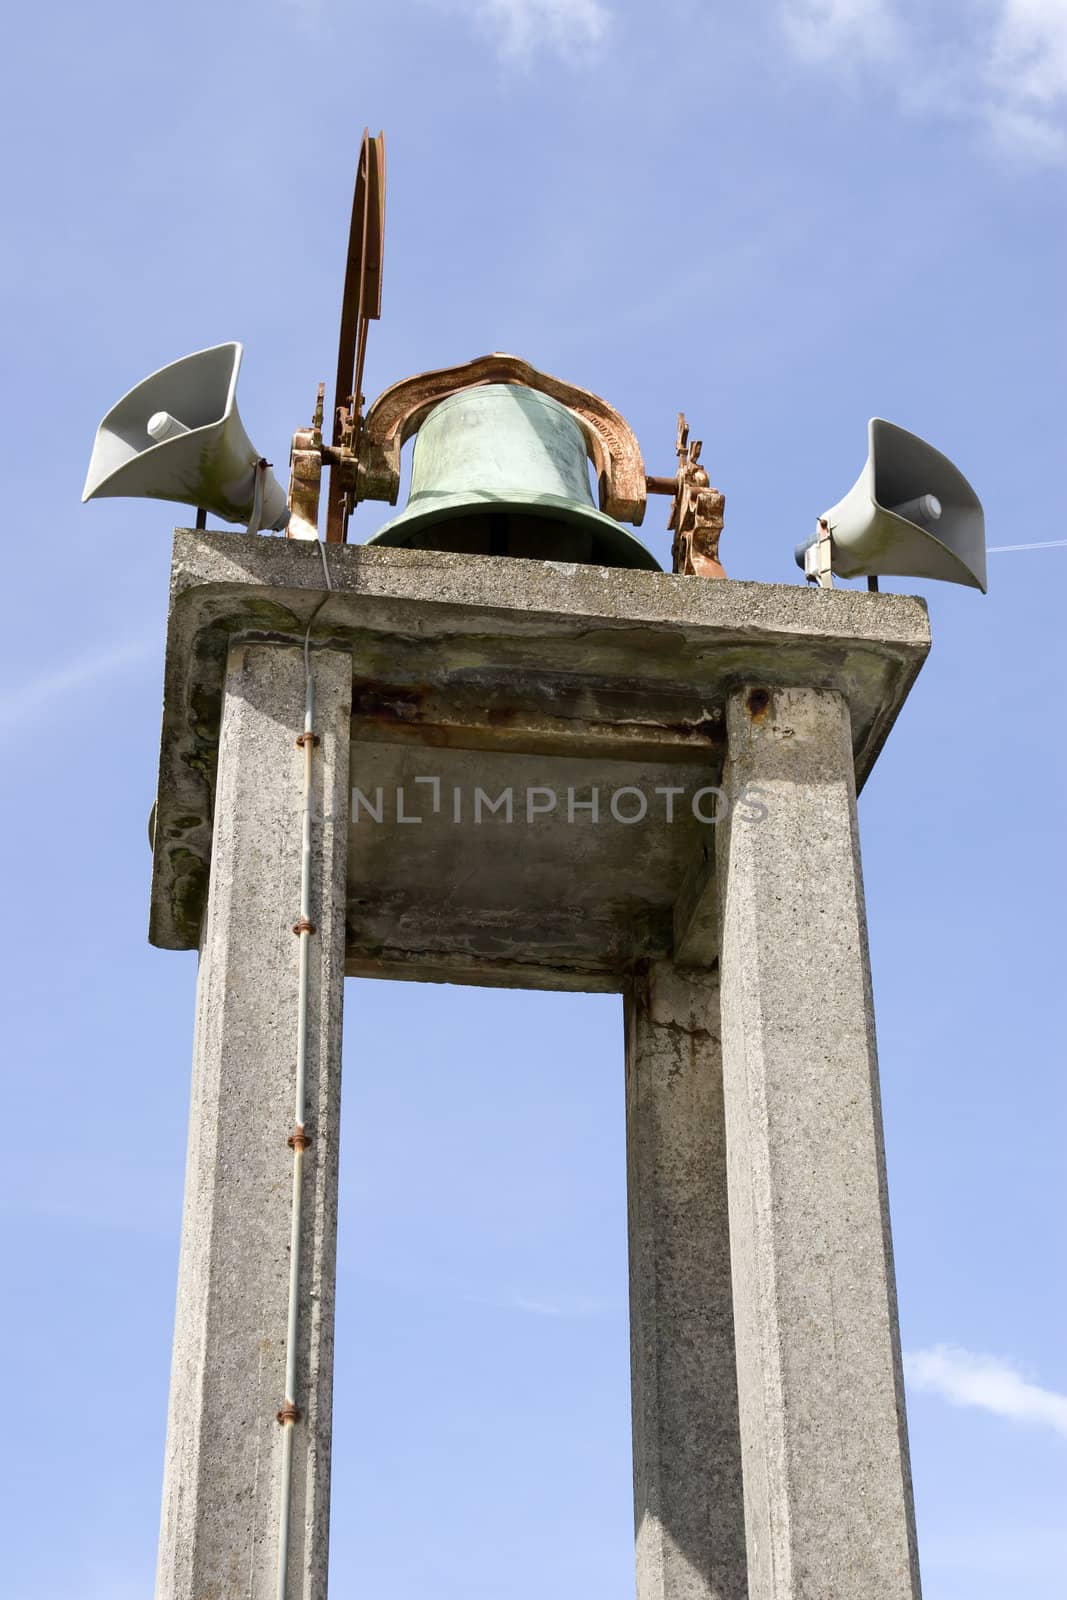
[985,0,1067,154]
[778,0,1067,161]
[905,1344,1067,1440]
[463,1285,618,1318]
[985,97,1067,156]
[781,0,901,64]
[991,0,1067,104]
[437,0,612,63]
[508,1289,616,1319]
[0,635,154,733]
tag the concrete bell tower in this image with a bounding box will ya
[88,128,955,1600]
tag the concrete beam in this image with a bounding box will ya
[716,685,921,1599]
[672,840,718,969]
[626,962,748,1600]
[344,945,622,992]
[156,643,351,1600]
[150,533,929,960]
[351,673,726,764]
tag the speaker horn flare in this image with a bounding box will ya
[797,419,986,592]
[82,342,289,532]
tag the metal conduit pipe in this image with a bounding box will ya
[276,645,315,1600]
[276,540,332,1600]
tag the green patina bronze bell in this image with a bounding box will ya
[365,383,660,570]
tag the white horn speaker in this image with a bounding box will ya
[82,342,289,532]
[797,419,986,592]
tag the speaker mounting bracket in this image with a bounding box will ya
[287,384,326,542]
[803,517,835,588]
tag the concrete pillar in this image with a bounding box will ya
[156,642,351,1600]
[716,685,921,1600]
[625,961,749,1600]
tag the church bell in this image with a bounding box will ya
[366,384,661,570]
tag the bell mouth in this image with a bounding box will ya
[366,492,662,572]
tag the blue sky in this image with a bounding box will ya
[2,1,1066,1596]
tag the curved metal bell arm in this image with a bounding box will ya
[357,353,649,525]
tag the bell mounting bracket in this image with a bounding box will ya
[355,353,650,525]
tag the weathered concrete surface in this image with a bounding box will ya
[672,841,719,969]
[156,643,351,1600]
[626,962,748,1600]
[346,740,710,990]
[150,532,929,994]
[715,685,921,1600]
